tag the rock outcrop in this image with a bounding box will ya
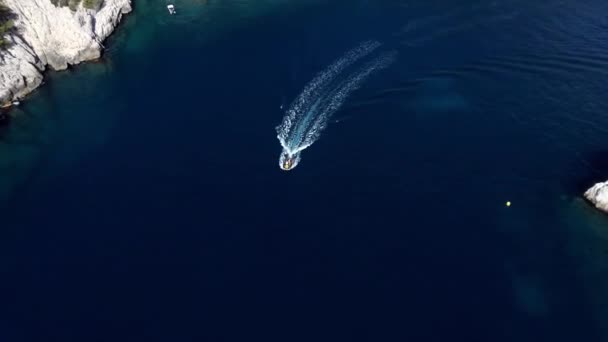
[584,181,608,213]
[0,0,131,104]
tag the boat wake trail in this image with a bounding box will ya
[276,41,396,170]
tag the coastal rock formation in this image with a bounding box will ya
[0,0,131,103]
[584,181,608,213]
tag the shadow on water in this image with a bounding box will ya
[0,63,75,207]
[0,109,10,127]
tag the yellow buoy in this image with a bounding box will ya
[506,201,511,207]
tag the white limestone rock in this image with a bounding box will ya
[0,35,44,101]
[0,0,131,103]
[584,181,608,213]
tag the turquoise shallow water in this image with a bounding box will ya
[2,0,608,340]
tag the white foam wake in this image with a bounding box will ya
[277,40,382,147]
[276,42,396,170]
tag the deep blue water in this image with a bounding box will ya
[2,0,608,340]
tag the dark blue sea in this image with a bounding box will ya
[2,0,608,340]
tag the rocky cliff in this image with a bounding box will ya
[584,181,608,213]
[0,0,131,104]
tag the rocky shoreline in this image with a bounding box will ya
[0,0,131,105]
[584,181,608,213]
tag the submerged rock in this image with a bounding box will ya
[0,0,131,104]
[584,181,608,213]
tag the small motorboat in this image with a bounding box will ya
[167,4,176,15]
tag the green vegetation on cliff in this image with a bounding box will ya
[50,0,103,10]
[0,2,14,49]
